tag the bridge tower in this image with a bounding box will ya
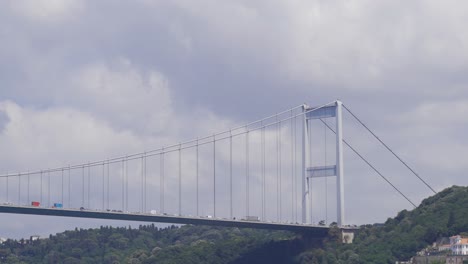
[302,100,345,226]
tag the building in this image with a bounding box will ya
[450,235,468,256]
[30,235,40,242]
[413,255,468,264]
[0,237,6,244]
[435,237,451,252]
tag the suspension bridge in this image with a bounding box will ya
[0,100,435,238]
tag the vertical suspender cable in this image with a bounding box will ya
[144,154,147,212]
[68,166,71,208]
[61,169,64,205]
[196,139,199,216]
[18,173,21,205]
[102,163,105,211]
[230,130,233,219]
[88,163,91,208]
[276,115,280,222]
[179,144,182,216]
[125,157,128,212]
[48,170,50,207]
[107,161,110,210]
[6,173,9,203]
[26,171,31,203]
[290,110,294,221]
[213,135,216,218]
[141,155,144,212]
[161,147,164,213]
[40,171,43,205]
[121,159,124,211]
[279,120,282,222]
[261,123,265,221]
[324,118,328,224]
[294,114,298,222]
[82,166,85,207]
[246,130,250,217]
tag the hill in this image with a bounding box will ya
[318,185,468,263]
[1,185,467,264]
[0,224,300,263]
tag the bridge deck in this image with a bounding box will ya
[0,205,356,235]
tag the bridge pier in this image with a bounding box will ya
[341,229,355,244]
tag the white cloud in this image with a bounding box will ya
[403,100,468,126]
[0,100,142,171]
[282,1,468,88]
[392,100,468,173]
[8,0,84,21]
[68,59,174,136]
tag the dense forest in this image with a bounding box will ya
[1,185,467,264]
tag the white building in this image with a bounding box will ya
[30,235,40,241]
[435,237,451,252]
[450,235,468,255]
[0,237,7,244]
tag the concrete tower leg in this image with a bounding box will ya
[302,105,310,224]
[336,101,345,226]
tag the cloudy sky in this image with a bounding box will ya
[0,0,467,239]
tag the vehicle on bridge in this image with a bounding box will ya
[31,201,40,207]
[53,203,63,208]
[243,216,260,221]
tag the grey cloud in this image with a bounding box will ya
[0,0,467,238]
[0,109,9,133]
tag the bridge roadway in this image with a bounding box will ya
[0,205,356,236]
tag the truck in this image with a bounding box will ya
[53,203,63,208]
[31,201,40,207]
[244,216,260,221]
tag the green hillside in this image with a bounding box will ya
[317,185,468,263]
[1,185,467,264]
[0,224,298,264]
[346,185,468,263]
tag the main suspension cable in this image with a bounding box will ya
[342,104,436,194]
[0,102,336,179]
[320,119,417,208]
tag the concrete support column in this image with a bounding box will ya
[302,104,310,224]
[336,100,345,227]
